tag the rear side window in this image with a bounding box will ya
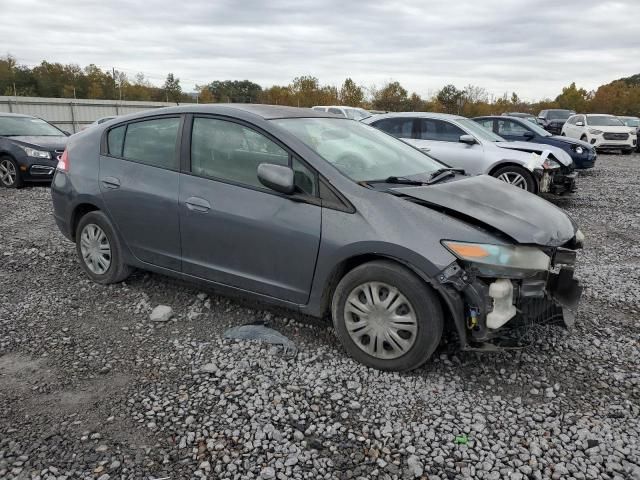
[191,117,289,189]
[474,119,494,131]
[418,119,465,142]
[122,117,181,169]
[107,125,126,157]
[373,118,414,138]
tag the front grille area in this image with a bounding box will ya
[603,132,629,140]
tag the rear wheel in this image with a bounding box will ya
[492,165,536,192]
[76,211,131,284]
[0,156,23,189]
[331,260,443,371]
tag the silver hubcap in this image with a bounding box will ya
[344,282,418,360]
[497,171,528,189]
[0,159,16,186]
[80,224,111,274]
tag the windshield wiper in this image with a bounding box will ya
[427,168,465,184]
[366,176,426,186]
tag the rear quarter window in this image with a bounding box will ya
[107,125,126,157]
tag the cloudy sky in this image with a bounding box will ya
[3,0,639,100]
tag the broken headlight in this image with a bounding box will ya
[442,241,551,276]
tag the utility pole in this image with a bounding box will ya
[13,83,17,96]
[112,67,116,100]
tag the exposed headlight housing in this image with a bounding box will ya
[442,241,551,277]
[588,129,603,135]
[574,146,584,154]
[19,145,51,159]
[542,157,561,169]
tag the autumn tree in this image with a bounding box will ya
[371,81,409,111]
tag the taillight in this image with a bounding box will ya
[57,149,69,172]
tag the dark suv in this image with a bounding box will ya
[537,109,575,135]
[50,104,583,371]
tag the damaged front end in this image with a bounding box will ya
[527,151,577,195]
[437,237,583,351]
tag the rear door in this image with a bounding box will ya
[178,115,322,304]
[411,119,485,174]
[99,116,183,271]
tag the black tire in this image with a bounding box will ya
[491,165,536,193]
[331,260,443,371]
[622,149,633,155]
[75,211,132,284]
[0,156,23,189]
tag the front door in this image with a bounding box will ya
[99,116,182,271]
[178,116,322,304]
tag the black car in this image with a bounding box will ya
[474,115,597,169]
[0,113,69,188]
[537,109,575,135]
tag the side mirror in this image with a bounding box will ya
[523,131,535,139]
[575,121,584,127]
[459,134,476,145]
[257,163,295,195]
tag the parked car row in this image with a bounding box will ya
[562,114,637,154]
[362,112,580,195]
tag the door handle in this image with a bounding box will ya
[101,176,121,189]
[185,196,211,213]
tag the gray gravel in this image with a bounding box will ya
[1,154,639,479]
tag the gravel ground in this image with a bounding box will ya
[1,154,639,480]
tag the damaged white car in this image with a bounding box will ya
[363,112,577,195]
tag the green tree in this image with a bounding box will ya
[164,73,182,103]
[555,82,590,112]
[339,78,364,106]
[371,81,409,111]
[436,84,464,114]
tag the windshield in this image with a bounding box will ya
[0,116,65,136]
[344,108,371,121]
[620,117,640,127]
[522,120,552,137]
[588,115,624,127]
[547,110,574,120]
[456,118,505,142]
[272,118,444,182]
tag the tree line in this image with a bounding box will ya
[1,55,639,116]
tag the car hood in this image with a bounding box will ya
[495,141,573,166]
[548,135,593,150]
[8,136,68,150]
[392,175,577,247]
[589,125,633,133]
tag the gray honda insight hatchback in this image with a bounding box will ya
[51,104,582,371]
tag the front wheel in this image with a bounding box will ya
[75,211,132,284]
[492,165,536,192]
[331,260,443,371]
[0,156,23,189]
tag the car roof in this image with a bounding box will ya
[112,104,341,123]
[0,112,35,118]
[368,112,465,121]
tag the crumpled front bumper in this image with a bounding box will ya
[437,248,582,350]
